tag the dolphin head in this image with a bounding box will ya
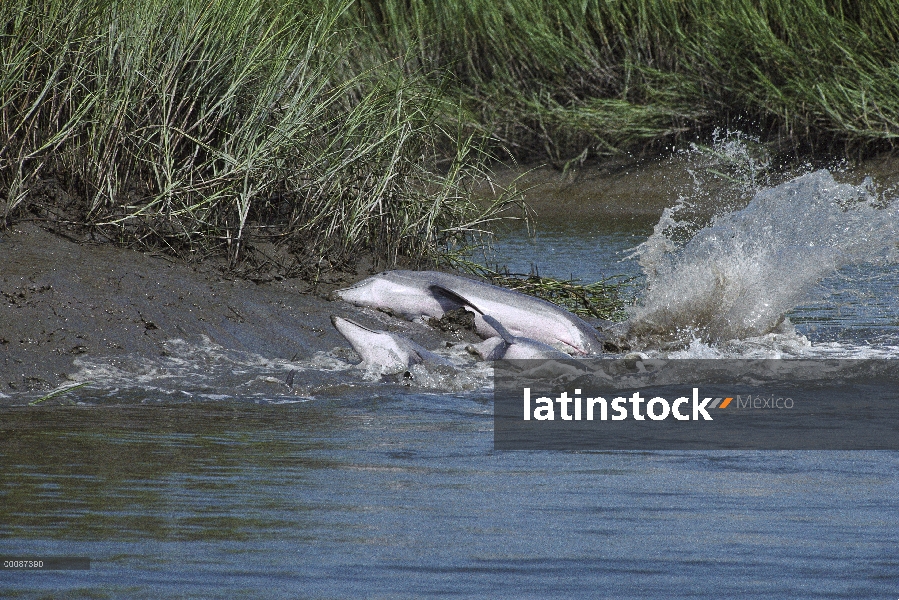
[330,272,450,320]
[330,315,422,375]
[329,275,388,306]
[331,315,376,353]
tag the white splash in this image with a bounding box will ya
[625,169,899,349]
[67,335,492,397]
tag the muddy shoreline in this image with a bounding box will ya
[0,224,473,396]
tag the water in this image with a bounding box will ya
[3,147,899,597]
[4,403,898,598]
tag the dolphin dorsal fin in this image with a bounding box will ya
[427,285,515,343]
[480,314,517,345]
[427,284,484,314]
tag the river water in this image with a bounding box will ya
[2,144,898,597]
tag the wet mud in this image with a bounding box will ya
[0,224,474,394]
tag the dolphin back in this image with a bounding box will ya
[390,270,604,354]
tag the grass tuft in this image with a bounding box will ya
[485,270,633,322]
[29,381,91,405]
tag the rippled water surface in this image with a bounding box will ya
[3,150,899,598]
[3,401,898,598]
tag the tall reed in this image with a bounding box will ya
[356,0,899,162]
[0,0,513,273]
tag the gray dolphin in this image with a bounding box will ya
[331,270,604,355]
[466,315,572,360]
[330,315,453,375]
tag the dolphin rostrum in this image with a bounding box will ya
[331,270,604,355]
[466,315,572,360]
[330,315,454,376]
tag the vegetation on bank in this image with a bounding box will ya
[0,0,517,278]
[2,0,897,290]
[355,0,899,164]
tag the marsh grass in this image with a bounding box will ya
[357,0,899,162]
[0,0,518,274]
[485,271,633,321]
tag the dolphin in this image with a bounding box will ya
[466,315,572,360]
[330,315,454,376]
[331,270,605,355]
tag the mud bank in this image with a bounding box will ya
[0,225,471,395]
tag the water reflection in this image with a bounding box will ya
[1,403,342,541]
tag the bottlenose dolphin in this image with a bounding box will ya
[331,270,604,355]
[330,315,453,375]
[466,315,572,360]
